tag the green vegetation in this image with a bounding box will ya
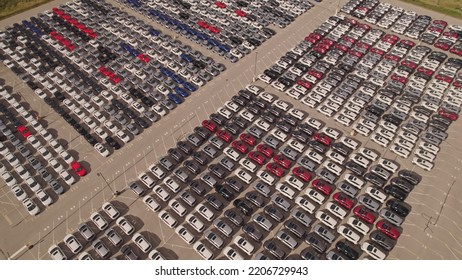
[0,0,53,20]
[400,0,462,20]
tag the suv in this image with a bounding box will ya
[233,199,253,216]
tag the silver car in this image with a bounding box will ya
[276,230,298,249]
[204,230,224,249]
[213,219,233,237]
[252,213,273,231]
[379,208,404,226]
[358,194,381,212]
[313,224,336,243]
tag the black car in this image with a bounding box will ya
[210,113,227,125]
[183,160,201,175]
[214,185,234,201]
[345,161,366,176]
[364,173,386,188]
[297,123,315,136]
[335,241,359,260]
[192,151,208,165]
[176,141,193,155]
[134,117,150,129]
[384,185,407,201]
[398,170,421,185]
[386,199,410,217]
[382,114,402,126]
[188,180,206,196]
[105,136,121,150]
[84,133,98,145]
[331,143,352,157]
[391,177,414,193]
[308,140,328,154]
[231,116,248,129]
[370,230,395,251]
[291,131,310,144]
[233,199,253,216]
[167,148,187,162]
[194,126,211,139]
[242,224,263,242]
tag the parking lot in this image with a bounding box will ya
[1,0,462,260]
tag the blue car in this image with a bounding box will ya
[174,87,190,97]
[182,82,197,92]
[180,54,193,62]
[207,38,220,46]
[149,9,159,17]
[160,67,173,77]
[197,33,209,41]
[219,44,231,53]
[167,93,183,104]
[171,75,185,84]
[149,28,160,36]
[187,28,197,36]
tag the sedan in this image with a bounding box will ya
[376,220,401,240]
[353,206,376,224]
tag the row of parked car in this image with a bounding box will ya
[0,0,226,158]
[258,12,461,172]
[342,0,462,56]
[48,201,166,260]
[1,86,86,216]
[117,80,421,260]
[116,0,314,62]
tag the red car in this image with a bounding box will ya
[358,23,370,30]
[435,74,452,83]
[71,161,87,177]
[400,40,415,48]
[355,41,370,50]
[435,42,450,51]
[384,54,399,62]
[344,18,357,25]
[312,179,333,196]
[240,133,256,146]
[314,133,332,146]
[308,69,323,79]
[232,140,249,154]
[433,19,447,27]
[235,10,246,17]
[257,144,274,158]
[391,74,407,84]
[450,47,462,56]
[382,34,399,43]
[443,31,459,39]
[273,154,291,169]
[376,220,400,240]
[401,60,417,69]
[453,80,462,88]
[16,125,31,139]
[202,120,217,132]
[438,109,458,121]
[247,151,266,165]
[208,26,220,33]
[138,53,150,63]
[342,36,356,44]
[215,1,226,8]
[292,167,312,182]
[216,129,232,142]
[297,79,312,89]
[353,206,376,224]
[349,50,363,58]
[266,163,285,177]
[197,21,210,29]
[429,26,443,34]
[335,43,349,52]
[321,38,334,47]
[333,192,354,210]
[370,47,384,56]
[417,67,433,76]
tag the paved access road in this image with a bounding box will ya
[0,0,461,260]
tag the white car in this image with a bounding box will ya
[158,210,179,228]
[224,101,240,112]
[259,92,276,103]
[273,100,290,111]
[366,186,387,203]
[361,242,386,260]
[390,145,411,158]
[306,150,324,164]
[23,198,40,216]
[337,225,361,244]
[321,127,340,139]
[323,160,343,176]
[414,148,436,162]
[195,203,215,221]
[275,183,296,199]
[186,214,206,232]
[59,170,76,185]
[175,225,196,244]
[168,199,187,217]
[295,196,316,214]
[305,188,326,205]
[271,128,289,142]
[359,148,379,161]
[340,136,359,149]
[371,133,390,147]
[233,236,255,255]
[132,233,152,253]
[234,168,253,184]
[335,114,353,126]
[347,217,371,235]
[102,202,120,220]
[288,108,305,120]
[239,158,257,172]
[153,185,171,201]
[350,154,371,168]
[419,141,439,154]
[412,157,434,171]
[246,84,263,95]
[344,173,365,189]
[354,123,371,136]
[223,246,244,260]
[94,143,110,157]
[378,158,399,173]
[325,202,347,219]
[143,195,161,212]
[315,211,338,229]
[193,241,214,260]
[326,151,345,165]
[90,212,108,230]
[257,171,276,185]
